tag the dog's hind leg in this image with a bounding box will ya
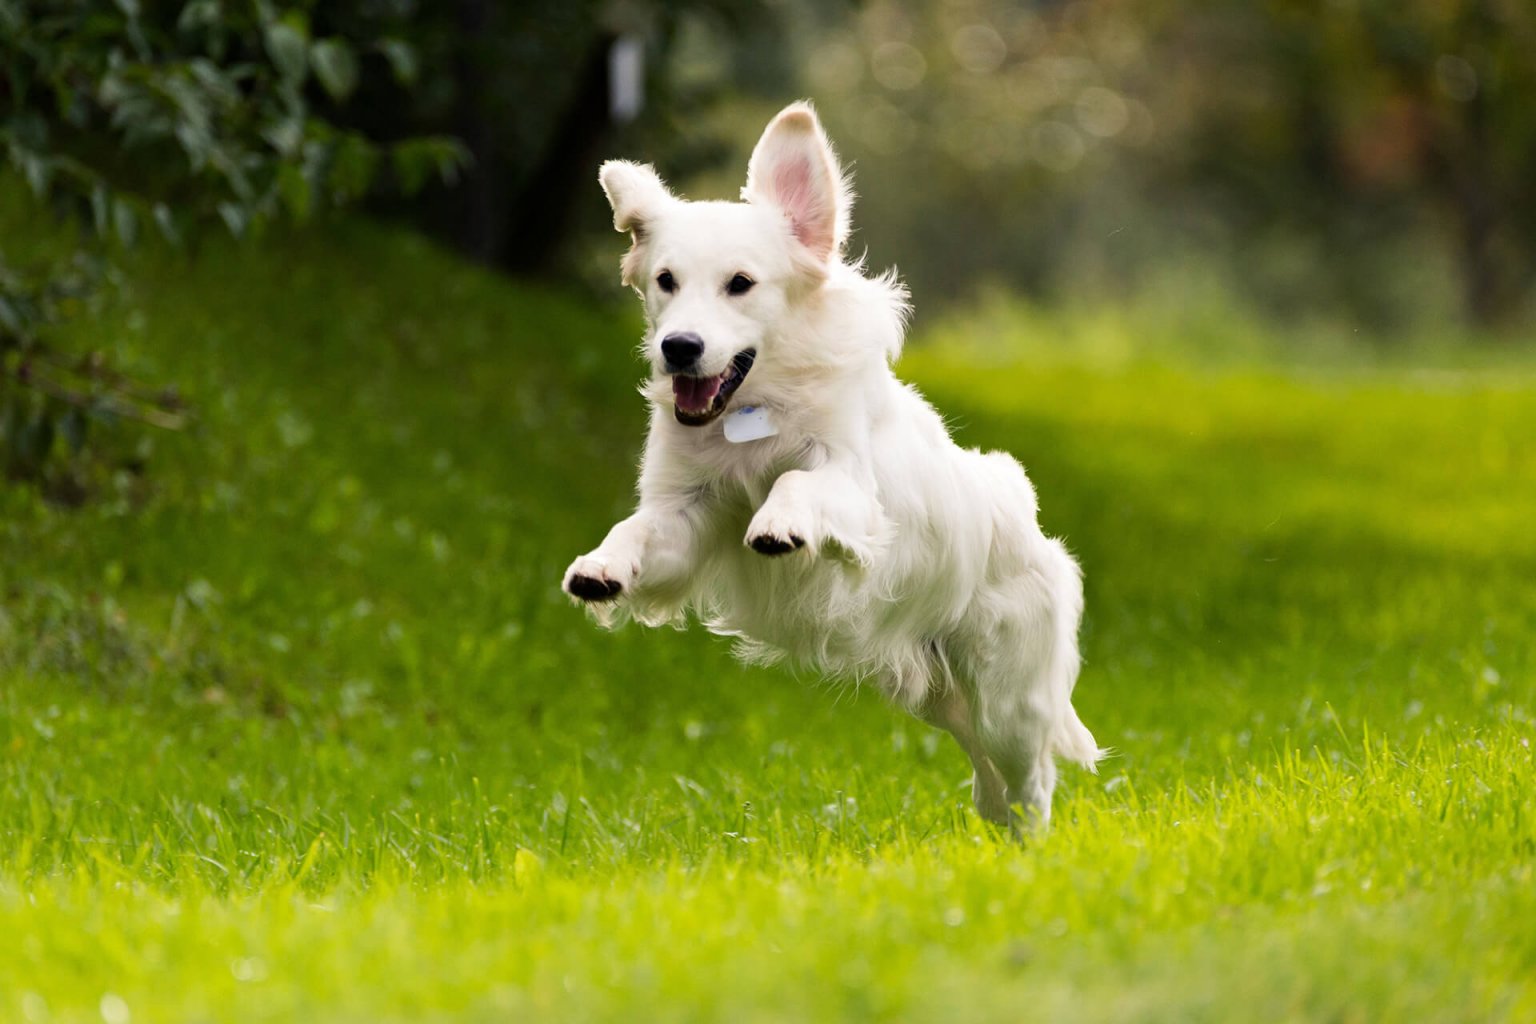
[975,690,1058,833]
[971,573,1096,832]
[965,614,1077,832]
[918,684,1012,827]
[968,559,1088,832]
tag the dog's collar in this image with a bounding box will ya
[723,404,778,443]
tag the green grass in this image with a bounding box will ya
[2,216,1534,1022]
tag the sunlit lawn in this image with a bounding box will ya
[2,221,1534,1021]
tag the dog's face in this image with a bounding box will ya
[600,103,852,426]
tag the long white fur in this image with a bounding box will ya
[564,102,1102,830]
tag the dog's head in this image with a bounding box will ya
[599,102,854,427]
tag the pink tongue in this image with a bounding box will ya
[673,374,724,413]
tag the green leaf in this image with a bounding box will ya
[177,0,221,33]
[393,137,471,194]
[264,19,309,83]
[188,59,239,105]
[217,201,248,238]
[311,38,359,101]
[0,296,20,336]
[277,162,312,222]
[20,152,53,196]
[113,199,139,247]
[262,115,304,157]
[175,120,214,170]
[18,411,55,469]
[0,400,20,449]
[391,140,434,196]
[6,111,46,148]
[60,406,88,455]
[378,39,418,86]
[91,185,111,237]
[328,135,379,202]
[152,203,181,246]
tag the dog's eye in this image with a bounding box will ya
[726,273,755,296]
[657,270,677,294]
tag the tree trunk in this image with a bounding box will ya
[501,34,618,274]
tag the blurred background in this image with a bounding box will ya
[335,0,1533,339]
[3,0,1534,488]
[7,0,1536,344]
[331,0,1536,342]
[548,0,1536,343]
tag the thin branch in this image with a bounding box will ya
[5,365,188,431]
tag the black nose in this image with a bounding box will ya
[660,332,704,370]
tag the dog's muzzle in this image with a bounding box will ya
[671,348,756,426]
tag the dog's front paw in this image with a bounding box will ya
[562,554,632,603]
[748,532,805,556]
[745,505,877,566]
[745,507,810,558]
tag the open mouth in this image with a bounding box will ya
[671,349,756,426]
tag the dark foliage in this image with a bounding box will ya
[0,0,464,497]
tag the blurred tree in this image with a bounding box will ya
[1,0,810,497]
[787,0,1536,330]
[1164,0,1536,327]
[0,0,463,499]
[315,0,796,275]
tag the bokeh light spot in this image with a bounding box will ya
[872,42,928,91]
[951,24,1007,75]
[1076,86,1130,138]
[1435,55,1477,102]
[1031,121,1085,172]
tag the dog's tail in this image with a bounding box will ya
[1053,705,1108,773]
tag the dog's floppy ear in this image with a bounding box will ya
[743,101,851,264]
[599,160,672,234]
[600,160,673,287]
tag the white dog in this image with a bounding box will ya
[563,102,1101,830]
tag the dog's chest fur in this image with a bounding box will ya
[665,409,815,501]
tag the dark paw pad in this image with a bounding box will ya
[749,534,805,556]
[567,574,623,601]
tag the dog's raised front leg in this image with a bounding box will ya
[563,505,697,618]
[745,465,885,566]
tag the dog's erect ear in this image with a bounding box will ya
[599,160,672,236]
[743,101,851,264]
[600,160,673,288]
